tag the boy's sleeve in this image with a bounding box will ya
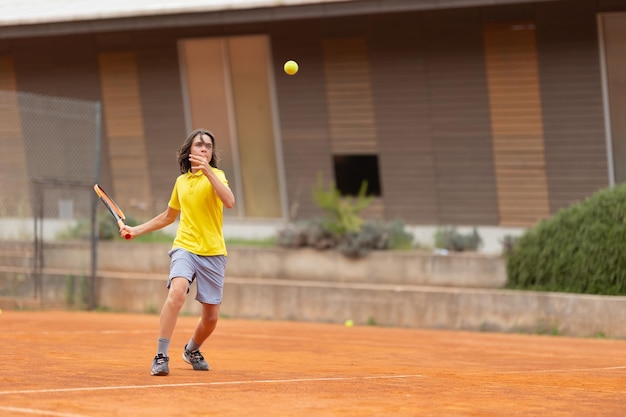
[168,177,181,210]
[213,168,229,186]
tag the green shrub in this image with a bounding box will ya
[311,173,372,235]
[434,227,482,252]
[277,218,415,258]
[387,220,415,250]
[277,218,338,250]
[277,173,415,258]
[499,234,519,257]
[337,221,388,258]
[506,184,626,295]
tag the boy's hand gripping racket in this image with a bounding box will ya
[93,184,131,239]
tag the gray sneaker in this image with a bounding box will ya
[151,353,169,376]
[182,345,209,371]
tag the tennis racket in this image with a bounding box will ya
[93,184,131,240]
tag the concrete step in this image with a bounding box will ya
[0,240,35,272]
[0,249,34,268]
[3,266,624,338]
[32,242,507,289]
[0,266,91,308]
[0,240,33,251]
[94,270,626,339]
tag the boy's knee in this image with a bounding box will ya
[167,279,188,306]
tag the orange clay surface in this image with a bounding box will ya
[0,310,625,417]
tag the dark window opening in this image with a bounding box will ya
[333,154,381,197]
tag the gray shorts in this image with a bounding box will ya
[167,248,226,305]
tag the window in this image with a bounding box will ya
[333,154,381,197]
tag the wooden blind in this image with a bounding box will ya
[0,56,17,91]
[227,35,282,218]
[271,22,335,220]
[368,17,439,224]
[97,52,152,215]
[0,57,30,215]
[179,36,283,219]
[322,38,378,154]
[484,22,550,226]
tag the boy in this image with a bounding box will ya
[121,129,235,376]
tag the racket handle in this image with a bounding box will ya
[117,220,131,240]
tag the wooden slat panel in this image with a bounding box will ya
[228,35,282,219]
[322,38,378,154]
[136,44,186,214]
[424,9,499,225]
[0,56,17,91]
[536,1,608,212]
[9,38,104,218]
[98,51,152,216]
[271,21,334,219]
[0,57,30,215]
[178,37,240,217]
[10,38,58,97]
[50,36,102,102]
[368,13,438,224]
[484,21,550,227]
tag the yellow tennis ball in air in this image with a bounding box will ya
[284,60,298,75]
[344,319,353,327]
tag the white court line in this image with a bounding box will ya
[0,406,90,417]
[0,330,156,336]
[0,374,425,396]
[2,329,420,350]
[495,365,626,374]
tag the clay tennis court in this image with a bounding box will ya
[1,310,624,417]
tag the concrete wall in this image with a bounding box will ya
[46,242,507,288]
[96,274,626,338]
[224,247,507,288]
[219,280,626,337]
[61,242,626,339]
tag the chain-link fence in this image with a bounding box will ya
[0,90,101,309]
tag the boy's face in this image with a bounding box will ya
[191,133,213,161]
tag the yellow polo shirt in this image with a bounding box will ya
[168,168,229,256]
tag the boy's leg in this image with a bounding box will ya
[151,277,188,376]
[192,303,220,346]
[159,277,190,341]
[183,303,220,371]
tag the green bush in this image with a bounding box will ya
[434,227,482,252]
[311,173,372,235]
[337,221,390,258]
[387,220,415,250]
[499,234,519,257]
[277,218,414,258]
[506,184,626,295]
[277,173,415,258]
[277,218,338,250]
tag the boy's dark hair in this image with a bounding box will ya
[177,129,218,174]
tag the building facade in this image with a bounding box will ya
[1,0,626,231]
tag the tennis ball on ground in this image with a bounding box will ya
[344,319,353,327]
[284,60,298,75]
